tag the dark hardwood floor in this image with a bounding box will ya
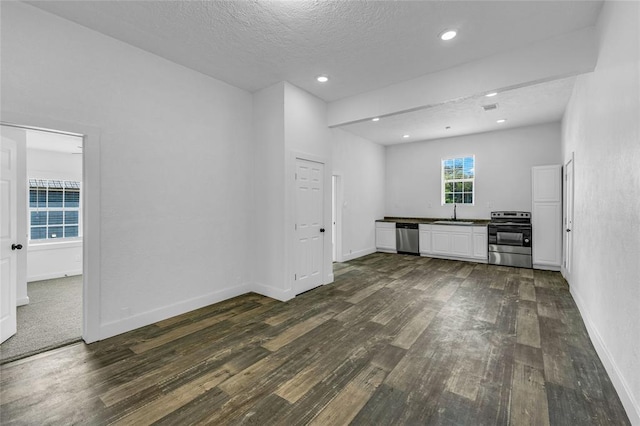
[0,253,630,425]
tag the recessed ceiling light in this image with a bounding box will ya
[403,134,410,138]
[486,92,498,97]
[372,117,380,122]
[439,30,457,41]
[316,75,329,83]
[496,119,507,124]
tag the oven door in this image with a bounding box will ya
[488,224,531,248]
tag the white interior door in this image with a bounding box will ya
[295,158,324,295]
[1,132,19,343]
[564,158,574,274]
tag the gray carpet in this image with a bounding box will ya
[0,276,82,364]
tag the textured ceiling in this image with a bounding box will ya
[27,0,602,102]
[338,77,577,145]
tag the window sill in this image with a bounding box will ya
[28,239,83,251]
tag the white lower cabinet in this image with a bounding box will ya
[380,221,488,262]
[375,222,396,253]
[419,224,432,254]
[431,225,472,257]
[423,225,487,263]
[472,226,488,260]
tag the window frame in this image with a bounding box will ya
[28,179,82,243]
[441,155,475,206]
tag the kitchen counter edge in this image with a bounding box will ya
[376,217,490,226]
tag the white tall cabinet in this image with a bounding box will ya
[532,165,562,270]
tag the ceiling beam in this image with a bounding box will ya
[327,27,598,127]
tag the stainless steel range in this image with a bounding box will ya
[488,211,532,268]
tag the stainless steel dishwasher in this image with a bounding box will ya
[396,222,419,255]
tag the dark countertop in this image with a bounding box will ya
[376,216,490,226]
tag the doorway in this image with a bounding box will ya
[563,154,574,277]
[332,174,342,263]
[0,125,84,363]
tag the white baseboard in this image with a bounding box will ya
[325,273,334,284]
[98,283,250,341]
[533,263,561,271]
[571,286,640,425]
[342,247,376,262]
[17,296,30,306]
[251,281,294,302]
[28,270,82,282]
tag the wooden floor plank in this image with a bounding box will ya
[307,364,386,426]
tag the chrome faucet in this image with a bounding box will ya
[453,203,457,220]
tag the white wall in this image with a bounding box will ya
[251,82,334,299]
[2,2,254,339]
[284,82,334,285]
[27,147,83,282]
[332,128,385,261]
[561,1,640,422]
[385,123,561,219]
[252,82,286,299]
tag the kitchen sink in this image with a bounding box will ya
[432,220,475,225]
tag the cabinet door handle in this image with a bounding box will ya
[320,228,325,233]
[566,229,571,232]
[12,243,23,250]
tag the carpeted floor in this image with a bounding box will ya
[0,276,82,364]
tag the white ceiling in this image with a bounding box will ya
[339,76,577,145]
[25,0,603,144]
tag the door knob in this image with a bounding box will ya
[11,243,23,250]
[320,228,325,233]
[566,229,571,232]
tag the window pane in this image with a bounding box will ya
[454,182,463,192]
[49,211,64,225]
[444,182,453,192]
[31,227,46,240]
[464,193,473,204]
[65,190,80,208]
[48,190,63,207]
[48,226,63,239]
[31,211,47,226]
[29,190,37,208]
[445,193,453,204]
[65,211,79,224]
[65,226,79,238]
[464,182,473,192]
[30,189,46,208]
[454,193,463,203]
[444,166,453,180]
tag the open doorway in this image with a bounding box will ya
[0,125,83,363]
[332,174,342,263]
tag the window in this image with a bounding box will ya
[29,179,81,241]
[442,156,475,204]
